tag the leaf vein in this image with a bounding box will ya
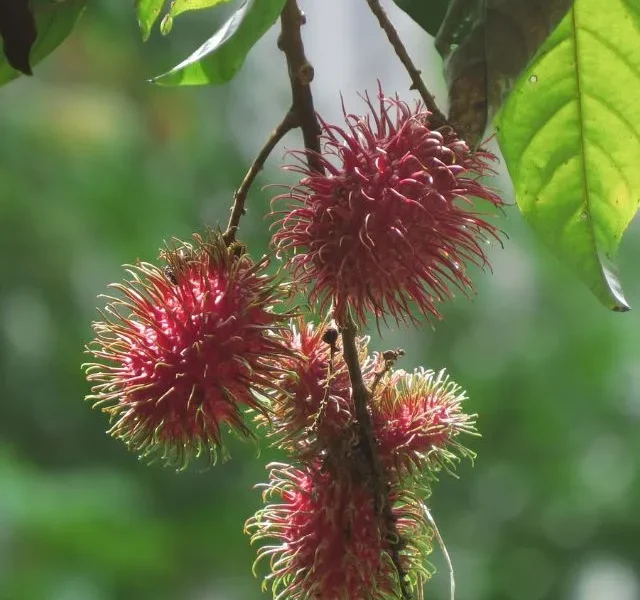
[518,97,574,167]
[570,6,601,267]
[582,92,640,159]
[579,26,640,89]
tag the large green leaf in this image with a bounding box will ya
[136,0,165,41]
[390,0,451,38]
[160,0,234,36]
[0,0,86,87]
[152,0,286,86]
[496,0,640,311]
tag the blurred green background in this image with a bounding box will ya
[1,2,640,599]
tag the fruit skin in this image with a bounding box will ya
[84,232,294,468]
[246,460,433,600]
[258,316,372,459]
[373,367,478,480]
[272,88,504,326]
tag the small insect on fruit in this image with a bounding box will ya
[162,246,196,285]
[164,265,178,285]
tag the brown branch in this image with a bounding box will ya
[224,0,324,244]
[277,2,410,596]
[223,110,297,245]
[365,0,447,129]
[278,0,324,173]
[225,0,324,245]
[341,315,412,600]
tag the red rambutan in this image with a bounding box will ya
[246,461,433,600]
[373,367,477,480]
[260,317,373,458]
[271,87,504,326]
[84,232,293,468]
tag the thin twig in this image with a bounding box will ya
[417,576,424,600]
[423,503,455,600]
[278,0,324,173]
[364,0,447,128]
[341,316,377,473]
[309,342,336,434]
[223,110,298,245]
[224,0,322,245]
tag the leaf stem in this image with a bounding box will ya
[434,0,475,57]
[364,0,447,128]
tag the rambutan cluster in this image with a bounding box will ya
[246,319,476,599]
[84,87,501,599]
[245,88,499,598]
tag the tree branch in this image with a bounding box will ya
[224,0,324,244]
[275,2,411,596]
[341,315,412,600]
[365,0,447,129]
[278,0,324,173]
[223,110,297,245]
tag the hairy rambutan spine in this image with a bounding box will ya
[84,232,295,468]
[271,87,504,326]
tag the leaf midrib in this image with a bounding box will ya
[570,5,602,266]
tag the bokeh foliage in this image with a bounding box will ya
[1,2,640,600]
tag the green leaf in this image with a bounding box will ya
[153,0,286,86]
[0,0,86,87]
[160,0,234,36]
[496,0,640,311]
[136,0,166,41]
[390,0,451,38]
